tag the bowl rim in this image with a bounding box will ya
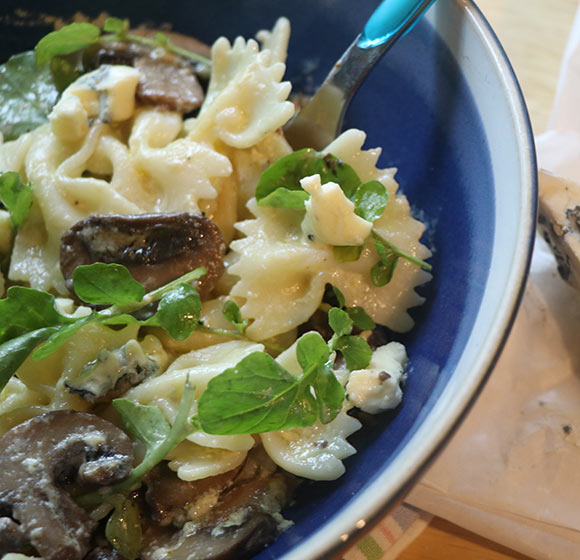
[278,1,538,558]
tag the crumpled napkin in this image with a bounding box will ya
[403,3,580,559]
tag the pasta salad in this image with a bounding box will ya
[0,16,431,560]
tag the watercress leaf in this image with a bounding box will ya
[99,313,141,326]
[35,22,101,65]
[113,399,171,449]
[153,284,201,340]
[79,382,196,508]
[0,286,71,342]
[328,308,353,338]
[296,332,330,373]
[0,172,33,229]
[333,244,363,262]
[333,335,372,371]
[106,497,142,560]
[352,180,388,223]
[371,238,399,286]
[372,230,432,272]
[331,285,346,308]
[31,315,95,361]
[255,149,361,201]
[346,306,376,331]
[198,352,312,434]
[222,300,247,334]
[288,382,318,427]
[257,187,309,209]
[0,327,59,392]
[312,362,344,424]
[371,240,399,287]
[73,263,146,306]
[0,51,60,141]
[49,54,83,92]
[103,17,129,35]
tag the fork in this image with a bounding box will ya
[283,0,436,150]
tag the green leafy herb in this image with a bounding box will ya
[325,304,373,371]
[255,149,361,202]
[0,286,72,342]
[327,307,353,338]
[370,230,431,287]
[332,335,373,371]
[311,361,345,423]
[105,496,142,560]
[255,149,431,284]
[352,180,388,222]
[0,265,206,393]
[0,172,34,230]
[257,187,310,209]
[102,17,130,35]
[35,18,211,71]
[331,285,346,308]
[72,263,146,306]
[0,51,60,141]
[196,326,355,435]
[35,22,102,66]
[327,285,376,331]
[222,300,248,334]
[150,283,202,340]
[346,306,376,331]
[0,327,60,391]
[78,379,196,507]
[197,352,316,434]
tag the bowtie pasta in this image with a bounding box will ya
[0,16,431,560]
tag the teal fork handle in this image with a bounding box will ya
[283,0,436,149]
[359,0,436,49]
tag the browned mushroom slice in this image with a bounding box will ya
[60,213,226,299]
[134,56,204,113]
[140,447,299,560]
[143,512,279,560]
[88,39,205,113]
[0,411,134,560]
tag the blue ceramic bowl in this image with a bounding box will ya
[0,0,537,558]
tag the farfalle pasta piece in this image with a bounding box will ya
[227,129,431,339]
[125,340,262,480]
[129,109,232,212]
[260,340,361,480]
[167,439,248,482]
[187,18,294,149]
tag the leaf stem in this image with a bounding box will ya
[371,230,432,271]
[77,380,196,508]
[98,267,207,319]
[99,32,211,66]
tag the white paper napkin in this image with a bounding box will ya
[404,3,580,559]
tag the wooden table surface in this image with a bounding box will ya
[399,0,579,558]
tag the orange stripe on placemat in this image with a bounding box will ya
[377,521,397,544]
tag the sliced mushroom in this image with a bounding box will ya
[0,411,134,560]
[143,512,279,560]
[60,213,226,299]
[87,39,206,113]
[140,447,299,560]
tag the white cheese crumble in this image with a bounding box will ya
[346,342,408,414]
[300,174,373,246]
[50,65,140,141]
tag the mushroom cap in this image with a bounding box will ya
[0,411,134,560]
[60,212,226,299]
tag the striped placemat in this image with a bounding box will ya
[343,504,432,560]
